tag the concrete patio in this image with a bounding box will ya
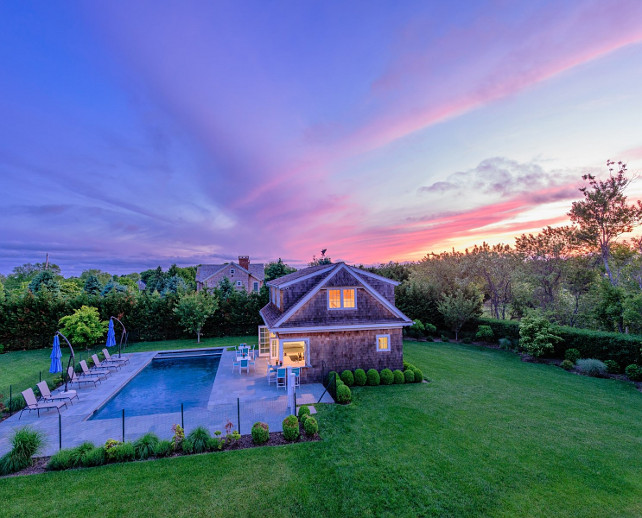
[0,348,333,457]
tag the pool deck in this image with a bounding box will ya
[0,348,333,457]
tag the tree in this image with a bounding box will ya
[518,312,561,357]
[569,160,642,286]
[58,305,108,349]
[264,258,296,281]
[83,274,103,296]
[28,270,61,296]
[161,275,187,296]
[437,289,482,341]
[173,292,218,343]
[365,262,411,283]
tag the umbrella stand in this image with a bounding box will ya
[110,317,127,358]
[57,331,75,392]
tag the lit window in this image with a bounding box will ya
[377,334,390,352]
[328,289,342,308]
[328,288,356,309]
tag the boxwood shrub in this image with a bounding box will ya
[366,369,380,386]
[298,405,311,419]
[411,367,423,382]
[282,415,300,441]
[340,370,354,386]
[336,384,352,404]
[393,369,404,384]
[303,417,318,436]
[354,369,367,386]
[625,364,642,381]
[403,369,415,383]
[560,359,574,371]
[565,349,581,363]
[251,422,270,445]
[380,368,394,385]
[604,360,620,374]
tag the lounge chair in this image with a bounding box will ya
[20,388,67,419]
[92,354,120,371]
[68,366,101,388]
[36,380,78,405]
[79,360,110,380]
[102,348,129,365]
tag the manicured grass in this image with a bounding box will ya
[0,336,255,407]
[1,341,641,517]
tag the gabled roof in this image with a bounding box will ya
[262,262,412,330]
[196,262,265,282]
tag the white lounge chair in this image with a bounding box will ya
[20,388,67,419]
[36,380,78,405]
[92,354,119,371]
[102,348,129,365]
[68,366,101,388]
[79,360,110,380]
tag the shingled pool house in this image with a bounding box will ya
[258,262,413,383]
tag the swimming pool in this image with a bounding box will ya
[89,351,221,420]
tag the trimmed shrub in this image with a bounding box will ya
[565,349,581,363]
[336,384,352,404]
[298,405,311,419]
[69,442,96,468]
[303,416,318,436]
[404,369,415,383]
[354,369,367,386]
[133,433,159,460]
[576,359,608,378]
[475,325,494,342]
[340,370,355,387]
[154,439,173,458]
[519,314,561,357]
[82,447,106,467]
[207,437,224,451]
[187,426,211,454]
[327,371,338,385]
[393,369,404,384]
[625,364,642,382]
[412,367,424,382]
[47,449,74,471]
[110,442,135,463]
[282,415,300,441]
[0,427,45,475]
[380,368,394,385]
[251,422,270,445]
[604,360,620,374]
[560,359,574,371]
[366,369,380,386]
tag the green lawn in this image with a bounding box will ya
[0,336,255,408]
[1,341,641,517]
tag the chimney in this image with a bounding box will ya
[238,256,250,270]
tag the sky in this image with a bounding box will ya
[1,1,642,276]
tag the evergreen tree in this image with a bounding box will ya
[83,274,103,296]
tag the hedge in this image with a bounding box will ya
[478,318,642,366]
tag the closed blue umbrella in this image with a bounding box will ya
[50,335,62,374]
[106,319,116,348]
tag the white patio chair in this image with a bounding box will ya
[267,365,277,384]
[277,368,287,389]
[291,367,301,388]
[240,358,249,374]
[232,358,240,372]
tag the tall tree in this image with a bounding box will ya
[437,288,482,341]
[264,258,296,281]
[28,270,61,296]
[569,160,642,286]
[83,274,103,296]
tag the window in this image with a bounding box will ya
[376,334,390,352]
[230,268,235,275]
[236,281,242,287]
[253,282,259,292]
[328,288,357,309]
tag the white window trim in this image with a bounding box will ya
[278,338,311,367]
[376,334,391,352]
[230,268,235,275]
[327,288,357,310]
[236,281,242,287]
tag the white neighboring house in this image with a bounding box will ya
[196,256,265,293]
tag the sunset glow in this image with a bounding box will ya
[1,1,642,274]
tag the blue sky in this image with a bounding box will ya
[1,1,642,275]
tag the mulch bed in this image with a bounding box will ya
[1,431,321,479]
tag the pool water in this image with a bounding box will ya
[89,355,220,420]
